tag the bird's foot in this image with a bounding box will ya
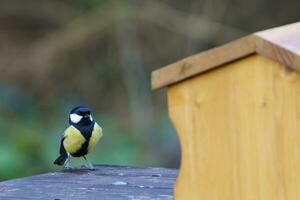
[83,156,96,170]
[63,162,73,170]
[64,166,73,170]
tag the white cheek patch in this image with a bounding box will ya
[90,115,93,121]
[70,114,82,123]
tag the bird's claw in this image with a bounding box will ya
[64,166,73,170]
[89,167,96,171]
[84,164,95,170]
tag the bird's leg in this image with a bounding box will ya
[64,154,72,170]
[83,156,95,170]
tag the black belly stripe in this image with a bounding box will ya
[71,122,95,157]
[71,141,89,157]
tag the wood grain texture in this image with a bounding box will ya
[152,21,300,90]
[0,165,178,200]
[255,22,300,71]
[151,35,256,90]
[255,21,300,53]
[168,54,300,200]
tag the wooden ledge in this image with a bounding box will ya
[0,165,178,200]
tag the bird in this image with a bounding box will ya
[54,106,103,170]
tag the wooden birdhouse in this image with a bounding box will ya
[152,22,300,200]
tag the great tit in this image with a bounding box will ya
[54,106,103,170]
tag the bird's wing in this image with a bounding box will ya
[59,136,67,155]
[57,127,69,155]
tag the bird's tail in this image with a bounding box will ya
[54,154,68,166]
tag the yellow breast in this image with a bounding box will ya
[88,123,103,153]
[63,126,86,154]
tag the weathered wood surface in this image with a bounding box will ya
[0,165,178,200]
[152,21,300,90]
[168,54,300,200]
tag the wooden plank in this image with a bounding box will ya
[0,165,178,200]
[255,22,300,70]
[152,22,300,90]
[168,54,300,200]
[255,22,300,53]
[151,35,256,90]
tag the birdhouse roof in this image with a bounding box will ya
[152,22,300,90]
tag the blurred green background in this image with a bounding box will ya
[0,0,299,180]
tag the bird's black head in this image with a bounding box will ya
[69,106,94,126]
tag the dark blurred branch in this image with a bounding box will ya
[0,0,246,91]
[139,1,245,42]
[114,10,154,133]
[0,0,81,26]
[27,0,245,72]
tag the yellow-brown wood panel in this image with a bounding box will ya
[168,54,300,200]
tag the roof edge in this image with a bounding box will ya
[152,22,300,90]
[254,33,300,71]
[152,35,256,90]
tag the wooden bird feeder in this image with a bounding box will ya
[152,22,300,200]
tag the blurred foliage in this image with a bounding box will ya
[0,0,299,180]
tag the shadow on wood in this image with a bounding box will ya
[0,165,178,200]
